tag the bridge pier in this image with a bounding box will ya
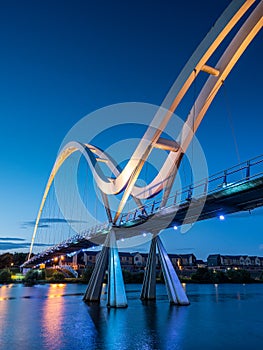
[72,252,78,267]
[107,230,127,308]
[141,235,189,305]
[83,230,127,308]
[140,236,157,300]
[83,241,109,302]
[157,236,189,305]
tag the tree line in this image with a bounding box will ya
[0,252,28,269]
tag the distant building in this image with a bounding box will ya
[169,254,197,269]
[120,252,133,269]
[207,254,221,267]
[221,255,243,266]
[196,259,206,268]
[48,251,263,272]
[65,250,197,271]
[131,252,148,267]
[207,254,263,268]
[252,256,261,266]
[83,251,98,265]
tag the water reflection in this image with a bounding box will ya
[105,309,130,350]
[142,301,161,349]
[164,305,188,349]
[1,283,263,349]
[87,302,107,331]
[0,286,9,337]
[41,284,66,349]
[214,284,219,303]
[0,284,39,348]
[86,292,188,350]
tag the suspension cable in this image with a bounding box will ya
[222,82,241,165]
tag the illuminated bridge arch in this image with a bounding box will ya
[29,0,263,259]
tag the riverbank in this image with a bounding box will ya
[1,266,263,285]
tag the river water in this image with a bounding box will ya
[0,283,262,349]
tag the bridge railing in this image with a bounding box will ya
[22,221,111,267]
[118,154,263,225]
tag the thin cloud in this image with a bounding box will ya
[0,242,51,251]
[175,248,195,251]
[0,237,26,241]
[22,217,87,229]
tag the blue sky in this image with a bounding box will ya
[0,0,262,260]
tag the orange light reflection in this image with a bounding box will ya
[42,284,66,348]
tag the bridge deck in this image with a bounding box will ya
[114,176,263,237]
[23,175,263,268]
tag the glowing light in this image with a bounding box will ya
[173,225,178,230]
[142,233,147,237]
[219,215,225,221]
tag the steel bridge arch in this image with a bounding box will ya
[28,0,263,259]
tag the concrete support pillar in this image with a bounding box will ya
[83,239,109,302]
[72,253,78,267]
[83,231,127,308]
[83,252,88,266]
[156,236,189,305]
[140,236,157,300]
[107,230,127,308]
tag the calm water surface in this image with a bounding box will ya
[0,283,263,349]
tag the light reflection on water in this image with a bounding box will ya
[42,283,66,349]
[0,283,263,349]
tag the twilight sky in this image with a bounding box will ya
[0,0,262,260]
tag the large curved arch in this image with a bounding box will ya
[28,141,120,258]
[111,0,262,220]
[160,0,263,206]
[28,0,262,258]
